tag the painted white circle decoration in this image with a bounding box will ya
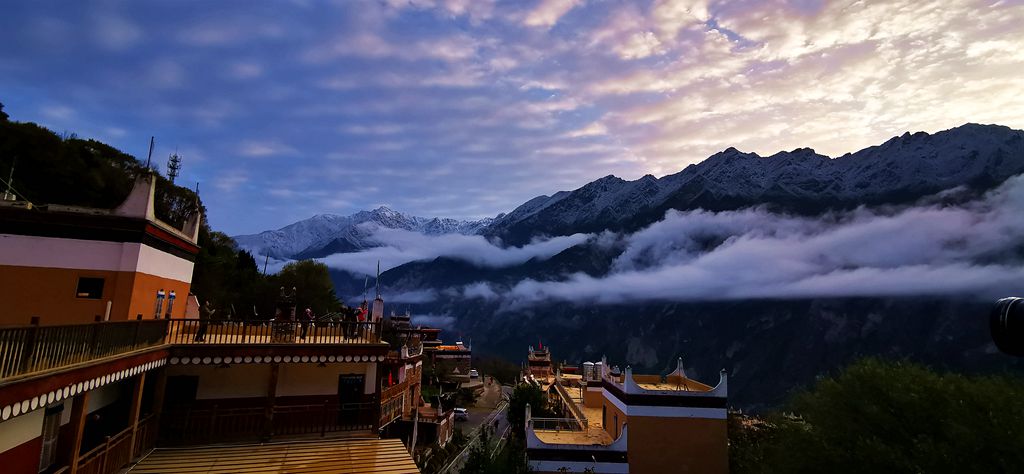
[12,403,21,416]
[273,356,282,363]
[2,405,10,420]
[213,357,222,364]
[30,397,38,410]
[62,387,70,398]
[234,357,242,363]
[244,356,252,363]
[170,357,179,364]
[20,400,30,413]
[284,356,292,363]
[328,356,336,362]
[202,357,212,364]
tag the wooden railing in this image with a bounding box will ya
[0,319,168,382]
[160,402,377,445]
[382,379,408,401]
[0,318,383,382]
[165,319,381,345]
[133,413,159,457]
[76,426,134,474]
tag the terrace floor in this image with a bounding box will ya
[127,438,419,473]
[533,405,613,446]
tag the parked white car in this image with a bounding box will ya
[453,407,469,421]
[469,369,480,379]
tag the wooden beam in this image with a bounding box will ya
[67,391,90,474]
[150,367,167,419]
[128,372,147,459]
[263,363,279,441]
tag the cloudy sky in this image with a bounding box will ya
[2,0,1022,234]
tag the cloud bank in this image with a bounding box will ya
[469,175,1024,306]
[320,225,592,276]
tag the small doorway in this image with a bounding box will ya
[337,374,364,425]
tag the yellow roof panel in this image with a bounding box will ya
[128,438,419,474]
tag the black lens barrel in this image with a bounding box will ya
[991,297,1024,357]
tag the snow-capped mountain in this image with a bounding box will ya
[236,123,1023,256]
[487,123,1024,244]
[232,206,492,259]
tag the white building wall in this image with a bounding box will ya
[0,408,43,454]
[167,364,272,400]
[277,363,369,397]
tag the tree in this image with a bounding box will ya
[273,260,343,315]
[0,102,8,122]
[461,428,492,474]
[507,383,553,440]
[730,358,1024,474]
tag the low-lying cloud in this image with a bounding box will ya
[321,226,593,276]
[474,175,1024,306]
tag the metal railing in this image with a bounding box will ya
[0,319,168,382]
[165,319,381,345]
[530,417,588,432]
[554,379,588,428]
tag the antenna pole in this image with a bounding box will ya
[2,157,16,202]
[375,260,381,299]
[146,136,154,169]
[167,149,182,184]
[263,254,269,275]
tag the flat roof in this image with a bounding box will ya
[533,405,614,446]
[635,379,713,391]
[127,438,419,473]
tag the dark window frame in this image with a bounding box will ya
[75,277,105,299]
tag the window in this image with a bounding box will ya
[602,405,607,427]
[614,414,619,439]
[38,404,63,472]
[76,277,104,299]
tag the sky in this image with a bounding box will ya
[1,0,1023,235]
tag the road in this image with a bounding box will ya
[441,377,512,473]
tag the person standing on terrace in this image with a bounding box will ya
[194,300,214,342]
[300,307,313,340]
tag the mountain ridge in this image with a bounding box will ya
[235,123,1024,255]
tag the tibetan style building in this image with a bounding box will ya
[0,174,425,473]
[523,347,728,474]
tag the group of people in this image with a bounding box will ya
[192,287,373,342]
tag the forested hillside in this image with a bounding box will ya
[0,101,340,317]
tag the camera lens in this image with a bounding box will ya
[991,297,1024,357]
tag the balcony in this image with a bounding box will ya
[0,319,167,383]
[165,319,380,346]
[0,319,382,384]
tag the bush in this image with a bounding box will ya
[730,358,1024,473]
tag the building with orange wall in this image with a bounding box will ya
[0,173,201,325]
[525,355,728,474]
